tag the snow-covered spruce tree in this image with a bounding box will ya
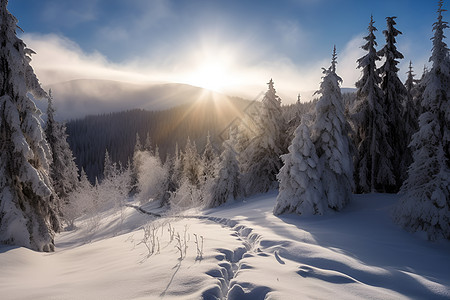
[169,136,203,208]
[136,149,167,205]
[241,79,287,196]
[352,16,394,193]
[130,132,142,195]
[167,143,196,208]
[171,142,183,191]
[394,0,450,240]
[377,16,409,192]
[200,132,218,187]
[286,94,304,139]
[182,136,201,187]
[312,47,354,211]
[157,154,176,207]
[144,131,153,154]
[98,152,131,210]
[44,90,79,205]
[274,115,324,215]
[64,168,93,230]
[103,149,116,181]
[404,61,421,128]
[401,61,420,177]
[206,128,240,208]
[405,61,419,101]
[412,65,429,117]
[0,0,59,251]
[154,144,161,164]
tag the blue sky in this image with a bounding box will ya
[8,0,444,101]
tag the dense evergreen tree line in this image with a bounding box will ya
[66,97,252,182]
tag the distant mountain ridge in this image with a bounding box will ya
[40,79,238,121]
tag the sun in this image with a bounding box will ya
[186,58,232,92]
[177,40,244,93]
[181,41,238,93]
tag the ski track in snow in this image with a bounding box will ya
[131,205,268,299]
[132,203,450,300]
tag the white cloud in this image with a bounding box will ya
[24,33,152,85]
[338,34,365,88]
[23,32,370,112]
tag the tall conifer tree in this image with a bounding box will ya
[312,47,354,210]
[206,128,240,208]
[353,16,393,193]
[45,90,79,205]
[395,0,450,240]
[274,116,324,215]
[377,16,408,191]
[241,79,287,195]
[0,0,59,251]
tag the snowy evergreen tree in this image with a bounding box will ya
[206,128,240,208]
[401,61,420,177]
[405,61,418,98]
[63,168,93,230]
[241,79,287,196]
[395,0,450,240]
[353,16,394,193]
[134,132,142,153]
[0,0,59,251]
[312,47,354,210]
[158,154,176,207]
[182,136,201,187]
[286,94,304,139]
[97,154,131,211]
[377,16,409,192]
[154,144,161,164]
[200,132,218,186]
[135,150,165,204]
[405,61,422,121]
[103,149,116,180]
[274,116,324,215]
[411,65,429,119]
[144,132,153,154]
[130,132,143,195]
[171,142,183,190]
[44,90,79,205]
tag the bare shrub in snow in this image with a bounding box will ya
[194,233,204,260]
[138,223,158,257]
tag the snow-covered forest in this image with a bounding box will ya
[0,0,449,299]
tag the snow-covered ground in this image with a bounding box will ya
[1,192,449,299]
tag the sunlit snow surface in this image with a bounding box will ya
[1,192,449,299]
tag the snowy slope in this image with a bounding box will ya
[1,193,449,299]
